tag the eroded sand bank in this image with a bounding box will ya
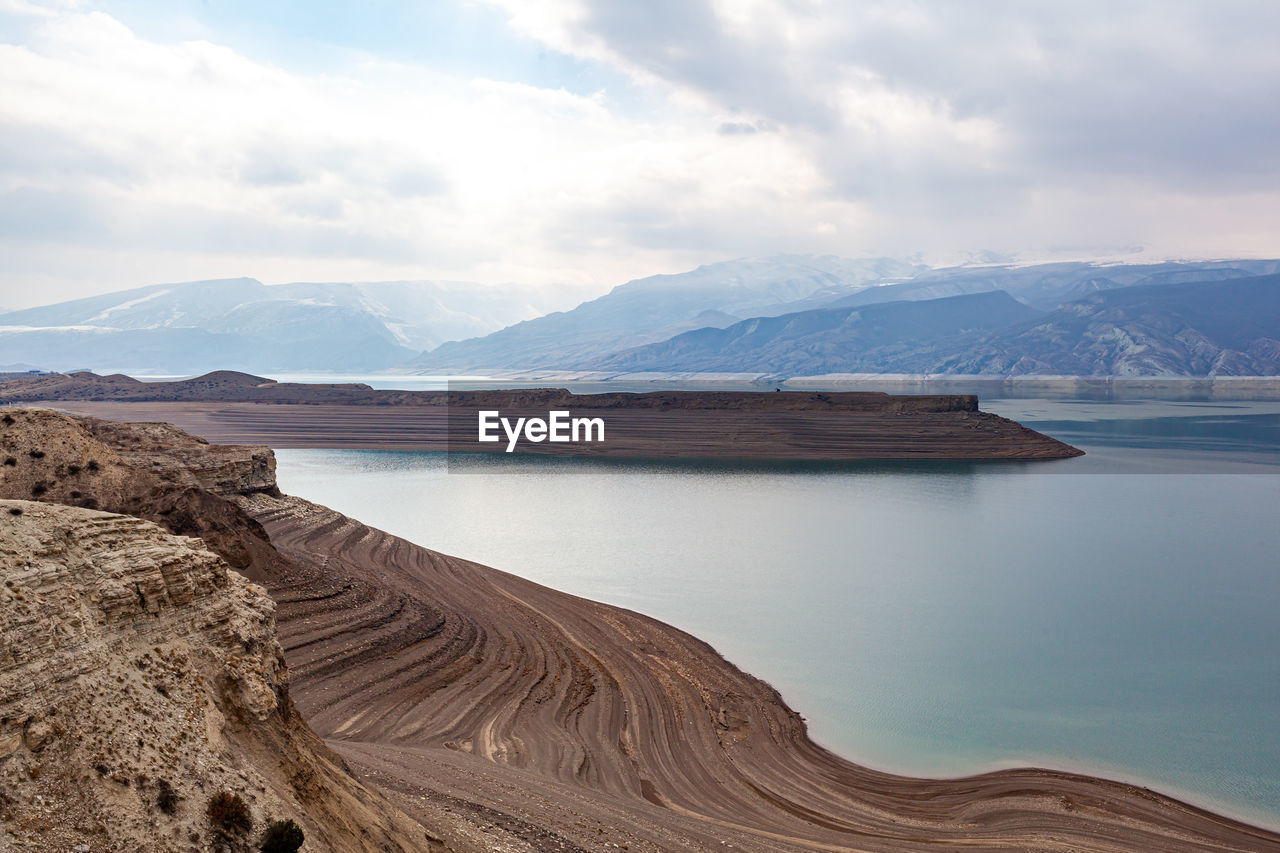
[237,490,1278,851]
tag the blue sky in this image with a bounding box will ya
[1,0,1279,307]
[97,0,626,96]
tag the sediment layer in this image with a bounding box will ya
[241,492,1278,852]
[0,500,439,852]
[4,370,1084,459]
[36,398,1083,460]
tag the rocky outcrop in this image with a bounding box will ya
[79,416,279,497]
[0,501,441,852]
[0,407,291,583]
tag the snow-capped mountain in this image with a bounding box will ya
[0,278,586,373]
[413,255,924,370]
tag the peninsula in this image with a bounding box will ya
[0,370,1082,460]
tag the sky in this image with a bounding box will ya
[1,0,1279,308]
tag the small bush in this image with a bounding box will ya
[2,457,14,467]
[67,464,82,475]
[78,496,99,510]
[156,779,179,815]
[28,450,44,459]
[1,414,13,425]
[30,483,47,497]
[259,818,305,853]
[7,507,21,516]
[207,791,252,835]
[87,459,100,472]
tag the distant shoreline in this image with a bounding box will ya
[32,398,1085,461]
[427,371,1280,400]
[10,367,1280,401]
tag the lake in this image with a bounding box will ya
[274,399,1280,828]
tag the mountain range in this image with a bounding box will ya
[413,255,924,370]
[598,290,1039,374]
[601,274,1280,376]
[0,277,586,374]
[4,256,1280,377]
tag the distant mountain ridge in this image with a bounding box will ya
[601,273,1280,377]
[6,256,1280,376]
[413,255,925,370]
[825,259,1280,312]
[0,277,583,373]
[598,291,1040,374]
[414,257,1280,373]
[926,273,1280,376]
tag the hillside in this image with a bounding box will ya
[826,259,1280,312]
[598,290,1039,373]
[594,274,1280,377]
[924,273,1280,376]
[414,255,922,370]
[0,410,444,852]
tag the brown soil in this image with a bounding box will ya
[31,399,1084,460]
[241,491,1280,851]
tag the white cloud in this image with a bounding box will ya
[0,1,843,304]
[0,0,1278,308]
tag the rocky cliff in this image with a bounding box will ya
[0,411,448,852]
[0,407,294,587]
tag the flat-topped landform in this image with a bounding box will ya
[0,407,1272,851]
[2,370,1083,460]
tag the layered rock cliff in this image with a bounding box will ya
[0,407,292,586]
[0,410,450,852]
[0,500,440,853]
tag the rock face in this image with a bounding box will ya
[0,500,440,853]
[82,416,279,497]
[0,407,292,583]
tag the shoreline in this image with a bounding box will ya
[24,397,1084,461]
[2,405,1276,849]
[281,463,1280,836]
[248,491,1280,851]
[267,446,1280,836]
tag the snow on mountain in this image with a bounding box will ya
[0,277,587,373]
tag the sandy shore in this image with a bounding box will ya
[233,490,1279,851]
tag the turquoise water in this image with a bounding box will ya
[274,399,1280,828]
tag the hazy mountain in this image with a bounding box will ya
[926,273,1280,376]
[597,291,1040,374]
[413,255,923,370]
[0,277,582,373]
[601,274,1280,377]
[8,257,1277,376]
[827,260,1280,312]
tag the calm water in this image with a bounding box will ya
[274,399,1280,827]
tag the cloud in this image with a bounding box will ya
[1,2,850,303]
[484,1,1280,221]
[0,0,1278,307]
